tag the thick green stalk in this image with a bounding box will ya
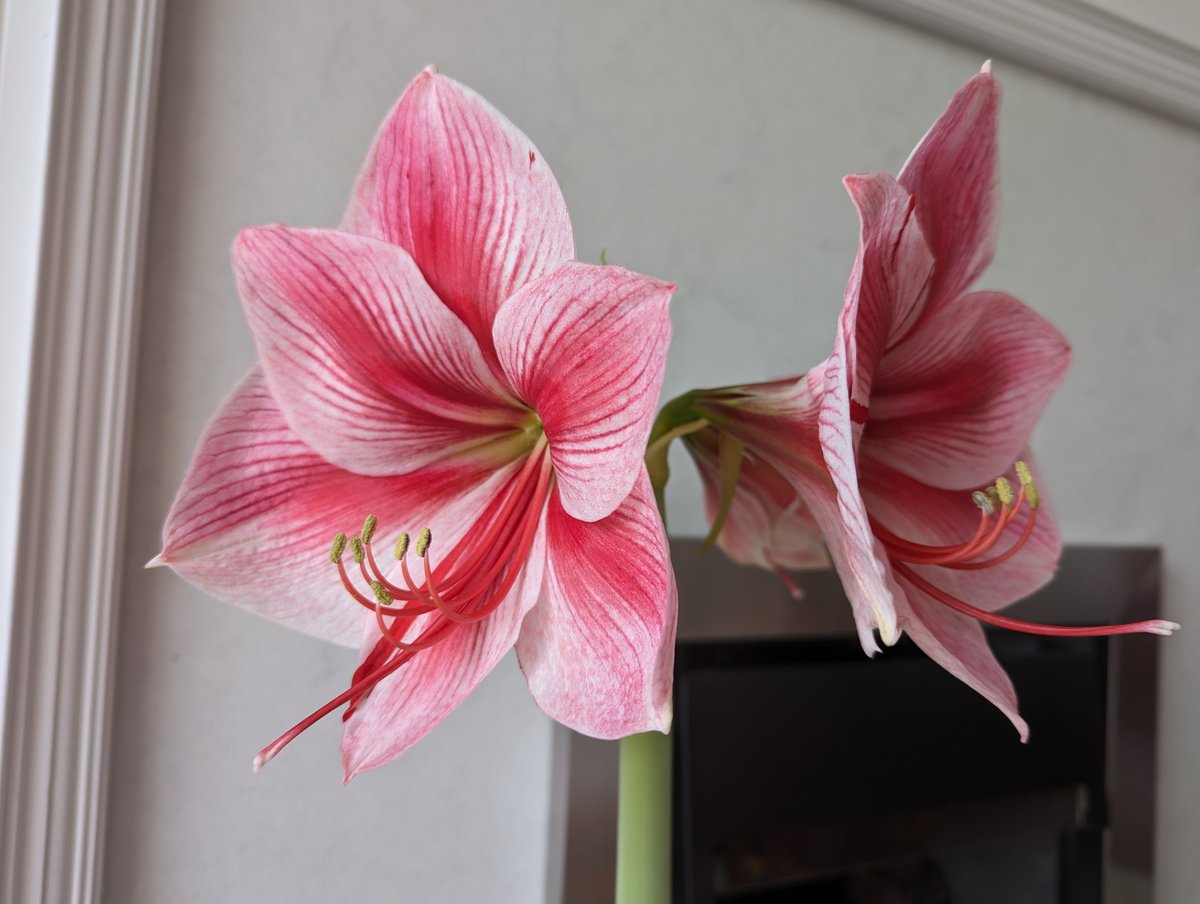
[614,731,672,904]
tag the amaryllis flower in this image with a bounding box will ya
[662,64,1177,736]
[156,68,677,778]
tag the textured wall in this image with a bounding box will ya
[107,0,1200,901]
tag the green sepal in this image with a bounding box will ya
[699,431,744,554]
[644,390,707,527]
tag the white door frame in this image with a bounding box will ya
[0,1,164,902]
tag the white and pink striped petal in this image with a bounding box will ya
[898,65,1000,317]
[157,369,510,647]
[516,471,676,738]
[233,226,526,477]
[342,68,575,358]
[494,262,675,523]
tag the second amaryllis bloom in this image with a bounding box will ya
[156,68,677,778]
[660,64,1176,737]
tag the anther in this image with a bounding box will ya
[370,581,393,607]
[361,514,378,545]
[329,532,347,563]
[994,477,1014,507]
[395,532,410,560]
[350,536,365,565]
[972,490,996,515]
[416,527,432,558]
[1015,460,1040,509]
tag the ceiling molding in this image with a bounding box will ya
[841,0,1200,128]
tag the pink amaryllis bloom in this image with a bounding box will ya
[665,65,1177,737]
[156,68,677,778]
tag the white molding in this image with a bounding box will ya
[841,0,1200,128]
[0,0,164,902]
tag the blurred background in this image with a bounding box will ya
[103,0,1199,901]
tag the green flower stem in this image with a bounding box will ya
[615,731,672,904]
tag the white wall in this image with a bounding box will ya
[107,0,1200,901]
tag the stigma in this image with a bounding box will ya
[254,442,554,771]
[872,461,1179,640]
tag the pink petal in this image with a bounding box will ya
[696,374,903,654]
[861,453,1061,613]
[842,172,936,356]
[897,590,1028,740]
[686,427,828,572]
[158,368,510,646]
[897,67,1000,314]
[863,291,1070,489]
[516,470,676,738]
[340,515,548,778]
[342,68,575,358]
[233,226,525,477]
[494,262,675,522]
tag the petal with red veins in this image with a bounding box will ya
[157,368,511,646]
[342,68,575,357]
[234,226,524,476]
[864,291,1070,489]
[340,515,548,778]
[898,67,1000,314]
[897,591,1029,740]
[842,172,936,356]
[494,262,675,522]
[516,470,676,738]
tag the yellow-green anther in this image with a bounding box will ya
[1014,460,1033,487]
[416,527,432,558]
[972,490,995,515]
[370,581,393,607]
[329,532,347,563]
[994,476,1014,507]
[395,532,410,560]
[361,514,378,545]
[350,536,365,564]
[1015,461,1040,509]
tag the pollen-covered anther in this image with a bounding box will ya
[350,536,366,565]
[416,527,432,558]
[972,490,996,516]
[395,531,410,561]
[370,580,393,607]
[1014,460,1040,509]
[361,514,378,544]
[330,531,347,563]
[994,476,1014,508]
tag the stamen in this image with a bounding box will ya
[994,477,1014,508]
[330,532,347,563]
[258,442,557,771]
[370,581,393,607]
[1015,460,1040,509]
[361,514,378,544]
[867,461,1179,645]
